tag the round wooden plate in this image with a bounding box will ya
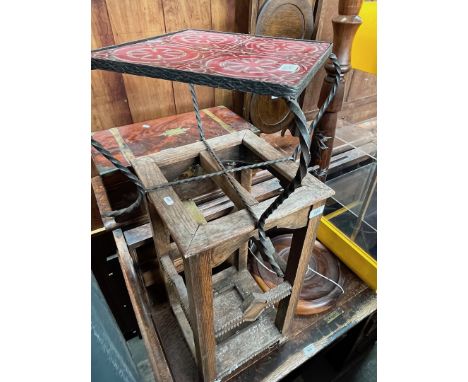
[251,234,344,315]
[249,0,314,134]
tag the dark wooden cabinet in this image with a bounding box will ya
[92,232,140,340]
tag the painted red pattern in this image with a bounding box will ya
[204,55,308,84]
[164,30,246,50]
[92,30,330,87]
[242,38,324,55]
[111,43,200,66]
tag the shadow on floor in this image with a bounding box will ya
[127,337,376,382]
[283,343,376,382]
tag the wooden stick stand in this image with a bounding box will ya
[131,130,334,381]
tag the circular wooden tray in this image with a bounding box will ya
[251,234,344,315]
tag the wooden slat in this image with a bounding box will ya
[240,168,253,192]
[211,0,236,110]
[160,255,190,313]
[275,201,325,334]
[91,0,132,131]
[132,156,199,253]
[113,229,174,382]
[161,0,214,114]
[183,249,217,381]
[188,181,333,255]
[124,223,153,249]
[147,201,173,259]
[242,130,298,183]
[91,176,116,230]
[237,242,249,271]
[243,130,333,192]
[142,130,245,166]
[199,151,258,210]
[141,129,245,180]
[105,0,176,122]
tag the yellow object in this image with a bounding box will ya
[317,210,377,291]
[351,1,377,74]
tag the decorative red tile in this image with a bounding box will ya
[202,53,312,87]
[242,37,328,56]
[112,44,201,66]
[92,29,332,96]
[161,29,249,51]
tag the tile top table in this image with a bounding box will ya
[92,29,332,97]
[91,106,254,176]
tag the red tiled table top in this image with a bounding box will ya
[91,29,332,97]
[91,106,254,175]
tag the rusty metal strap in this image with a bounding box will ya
[256,53,341,271]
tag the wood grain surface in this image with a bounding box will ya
[105,0,177,124]
[91,0,132,131]
[114,229,174,382]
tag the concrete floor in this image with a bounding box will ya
[127,337,376,382]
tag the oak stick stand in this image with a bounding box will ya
[130,130,333,381]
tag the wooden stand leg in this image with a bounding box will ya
[184,250,217,381]
[114,229,174,382]
[237,242,249,271]
[236,169,253,271]
[240,168,253,192]
[275,202,325,335]
[148,201,172,258]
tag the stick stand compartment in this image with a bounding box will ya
[131,130,334,381]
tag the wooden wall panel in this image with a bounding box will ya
[211,0,249,113]
[211,0,238,110]
[105,0,176,123]
[162,0,215,114]
[346,69,377,101]
[91,0,133,131]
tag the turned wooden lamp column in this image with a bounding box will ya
[311,0,364,180]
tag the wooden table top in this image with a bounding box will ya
[91,106,253,175]
[91,30,331,97]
